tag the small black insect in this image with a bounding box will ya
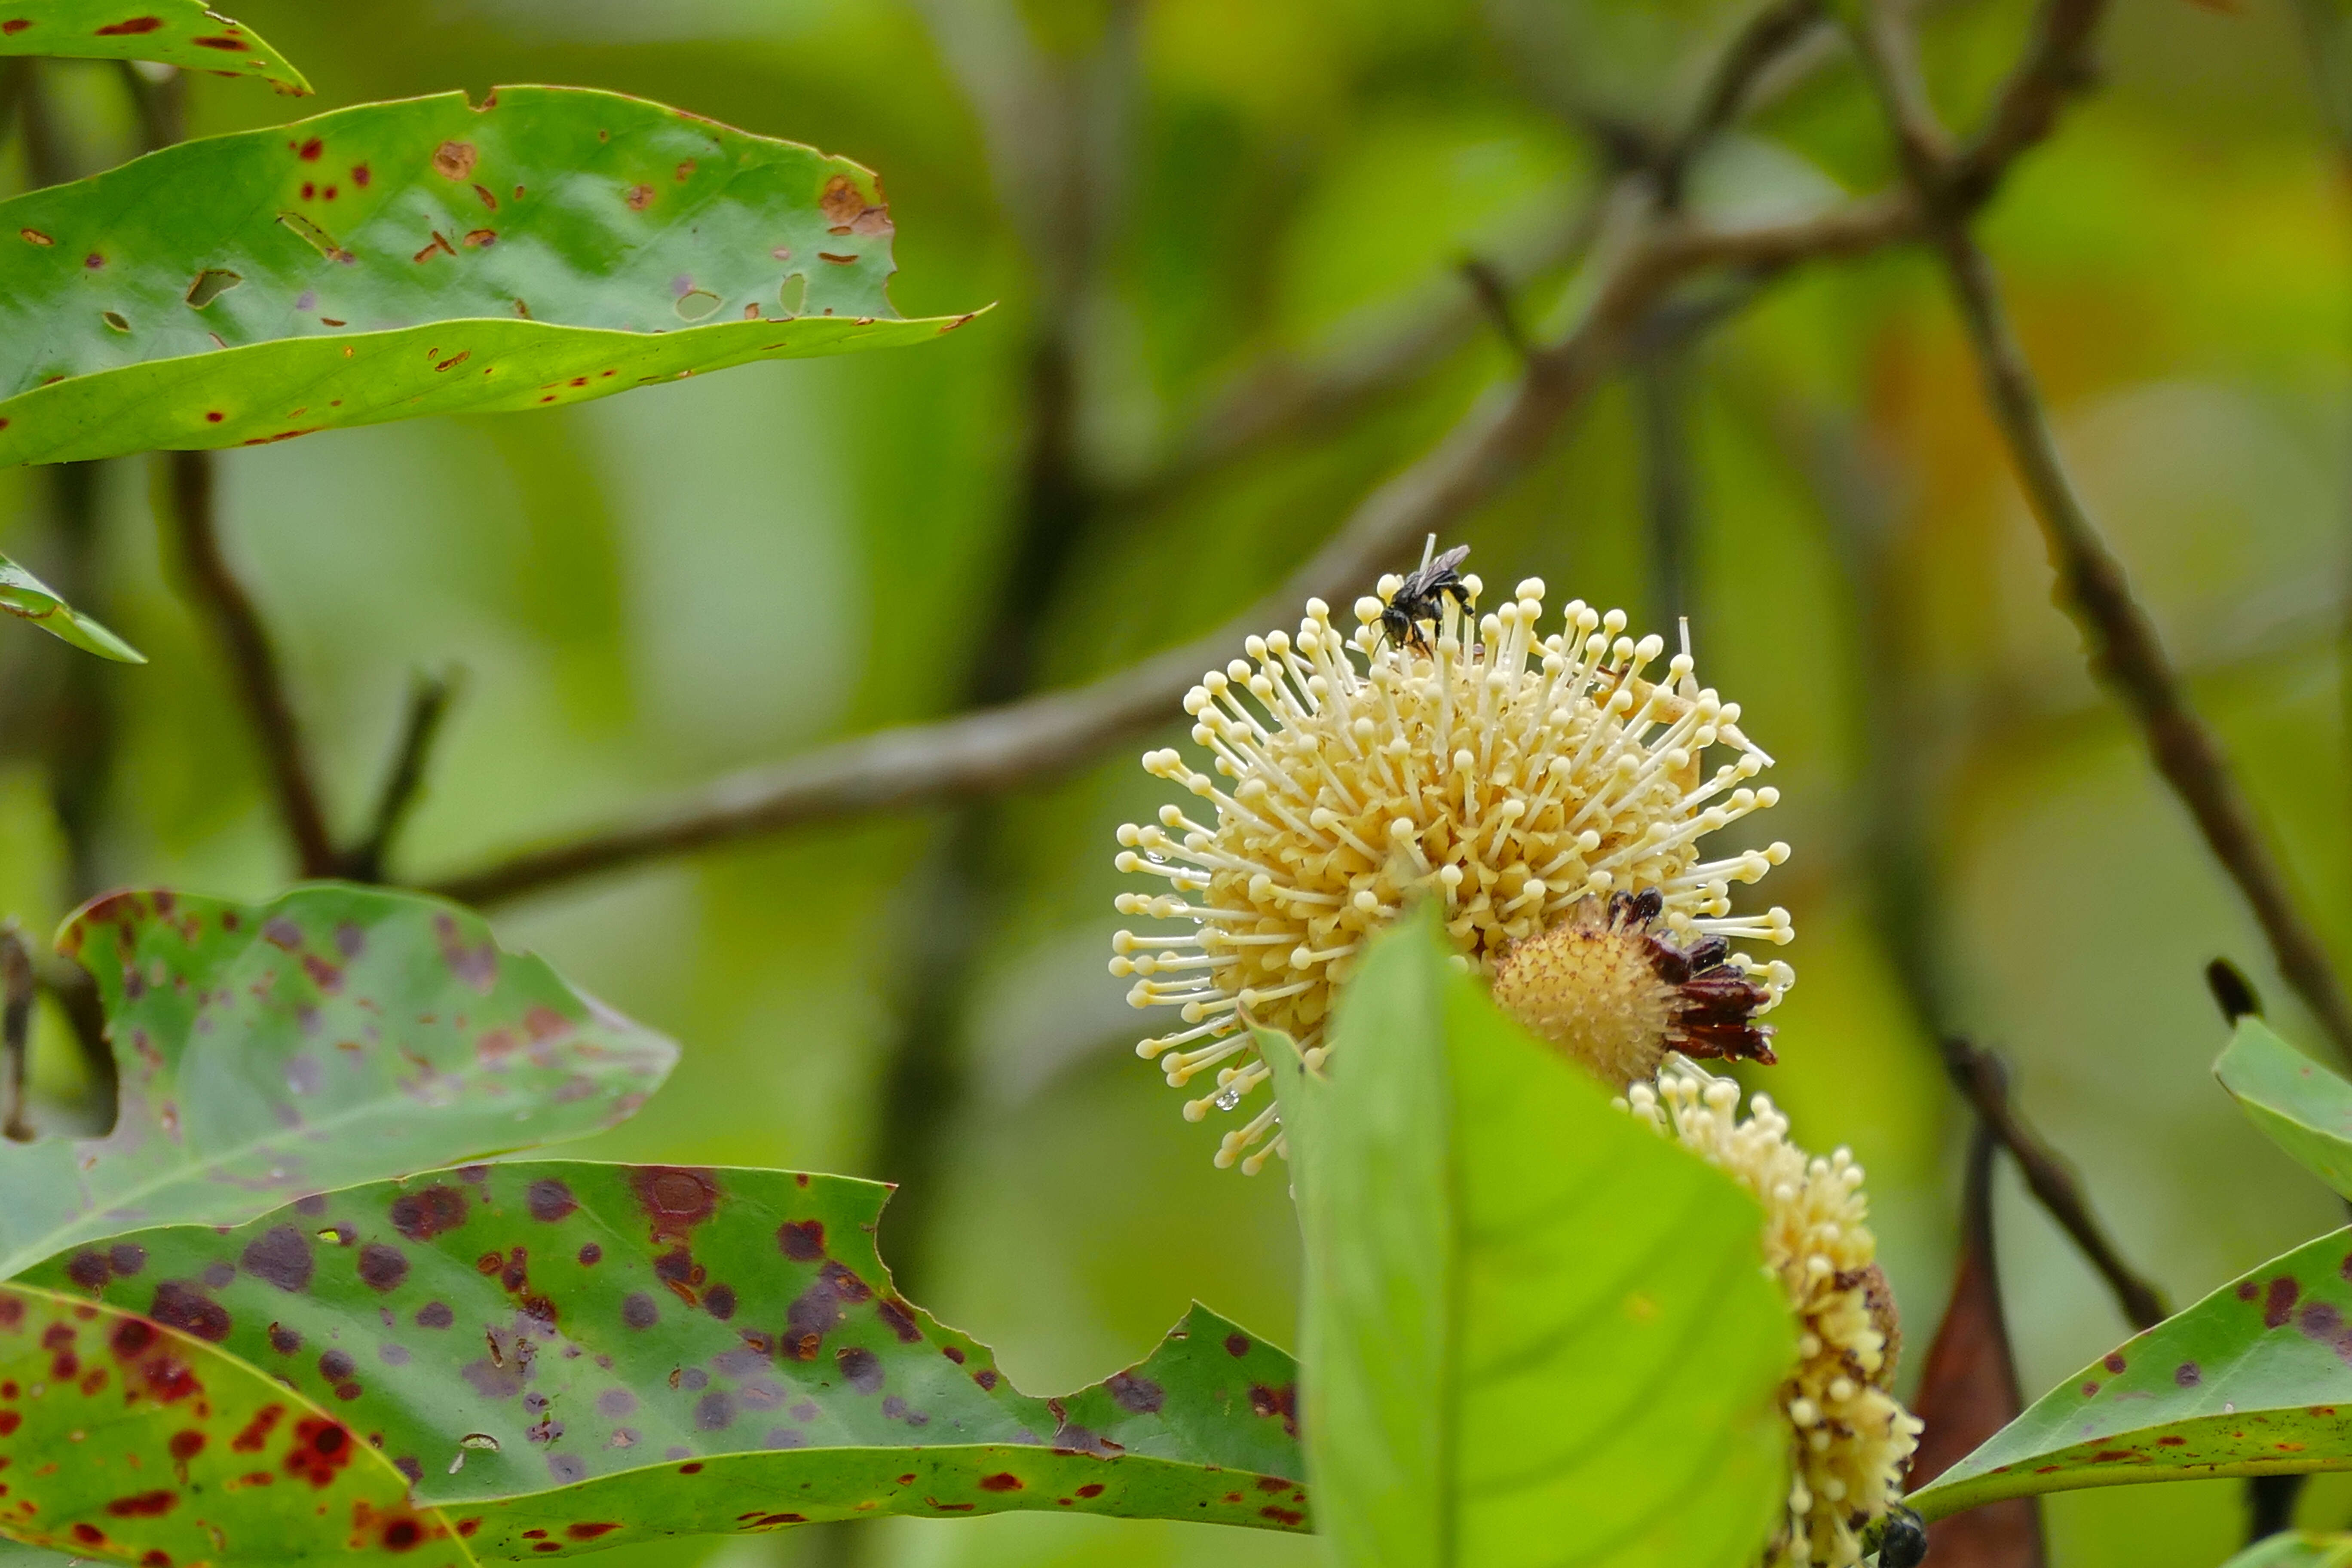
[1876,1505,1929,1568]
[1378,537,1474,653]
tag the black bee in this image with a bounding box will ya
[1876,1505,1929,1568]
[1378,537,1474,653]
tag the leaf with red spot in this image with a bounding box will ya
[0,3,307,94]
[1908,1225,2352,1521]
[1261,908,1794,1568]
[23,1161,1307,1555]
[0,1282,462,1564]
[0,546,142,662]
[0,885,676,1282]
[0,86,982,467]
[2217,1017,2352,1202]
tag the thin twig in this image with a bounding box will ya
[1655,0,1829,208]
[1110,206,1601,511]
[164,449,338,878]
[1085,0,1860,514]
[1853,0,2352,1066]
[340,668,463,884]
[1458,257,1533,361]
[1,923,33,1142]
[1944,1038,2169,1332]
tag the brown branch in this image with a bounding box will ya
[340,668,462,884]
[1944,1038,2168,1332]
[164,449,337,879]
[1,923,32,1142]
[414,199,1908,909]
[1947,0,2107,205]
[424,3,2110,913]
[1854,0,2352,1065]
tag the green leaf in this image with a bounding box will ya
[0,3,309,94]
[1908,1225,2352,1519]
[2216,1016,2352,1200]
[0,547,143,661]
[0,1281,462,1564]
[0,884,677,1283]
[1262,905,1793,1568]
[0,86,983,466]
[2215,1536,2352,1568]
[20,1160,1308,1557]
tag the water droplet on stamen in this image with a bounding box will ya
[1213,1084,1243,1112]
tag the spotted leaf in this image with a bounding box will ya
[0,885,677,1283]
[0,3,306,93]
[24,1162,1307,1556]
[2217,1017,2352,1201]
[0,1283,463,1564]
[1908,1226,2352,1521]
[0,548,142,661]
[0,86,982,466]
[1261,907,1793,1568]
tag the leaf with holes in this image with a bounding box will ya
[0,1282,463,1563]
[0,547,142,660]
[2217,1017,2352,1201]
[1261,907,1792,1568]
[2218,1536,2352,1568]
[0,86,982,466]
[22,1161,1308,1557]
[0,3,307,93]
[0,885,676,1283]
[1908,1226,2352,1521]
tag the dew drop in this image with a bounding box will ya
[1214,1084,1244,1112]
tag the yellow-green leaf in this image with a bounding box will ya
[1263,906,1793,1568]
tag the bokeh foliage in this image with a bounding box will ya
[0,0,2347,1565]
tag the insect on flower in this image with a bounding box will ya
[1376,536,1474,654]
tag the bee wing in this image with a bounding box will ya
[1428,545,1470,575]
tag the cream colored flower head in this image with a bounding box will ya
[1110,545,1794,1170]
[1626,1062,1922,1568]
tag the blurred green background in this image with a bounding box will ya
[1,0,2348,1563]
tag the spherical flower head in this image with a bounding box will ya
[1625,1062,1922,1568]
[1110,559,1794,1171]
[1491,886,1779,1085]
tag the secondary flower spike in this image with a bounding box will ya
[1627,1063,1922,1568]
[1110,550,1794,1170]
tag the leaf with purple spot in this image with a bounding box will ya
[24,1161,1307,1556]
[0,885,677,1282]
[1908,1225,2352,1521]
